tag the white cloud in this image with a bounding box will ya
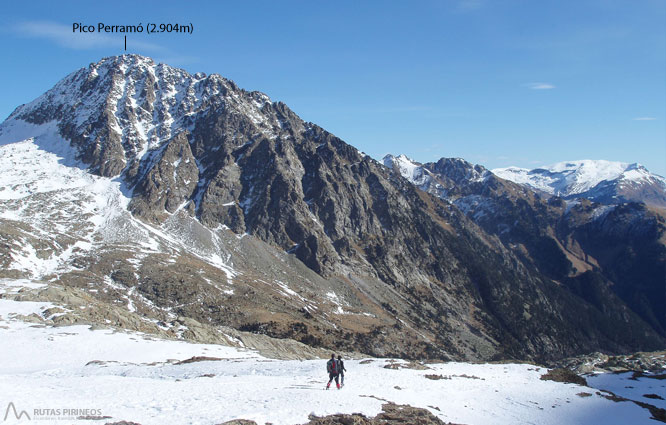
[525,82,556,90]
[633,117,657,121]
[458,0,483,11]
[13,20,165,52]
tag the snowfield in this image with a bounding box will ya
[0,281,662,425]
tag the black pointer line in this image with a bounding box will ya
[124,35,127,51]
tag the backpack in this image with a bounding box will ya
[327,358,337,374]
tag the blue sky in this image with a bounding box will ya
[2,0,665,175]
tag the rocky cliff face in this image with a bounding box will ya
[1,55,664,362]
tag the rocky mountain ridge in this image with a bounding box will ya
[1,54,664,362]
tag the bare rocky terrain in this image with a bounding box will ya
[216,403,458,425]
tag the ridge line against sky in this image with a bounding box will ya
[1,0,665,175]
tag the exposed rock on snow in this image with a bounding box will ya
[557,351,666,375]
[303,402,454,425]
[540,368,588,386]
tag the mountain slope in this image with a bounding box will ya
[385,154,666,340]
[1,55,664,362]
[492,160,666,207]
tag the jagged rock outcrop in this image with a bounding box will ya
[217,403,457,425]
[304,403,453,425]
[130,131,199,221]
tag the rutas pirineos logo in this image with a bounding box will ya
[3,402,104,421]
[3,402,30,421]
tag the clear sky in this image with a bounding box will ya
[2,0,665,175]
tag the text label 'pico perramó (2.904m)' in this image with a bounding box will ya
[72,22,194,35]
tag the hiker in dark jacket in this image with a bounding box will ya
[326,353,340,389]
[337,355,347,386]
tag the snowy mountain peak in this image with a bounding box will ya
[493,160,666,207]
[1,54,276,178]
[382,154,433,187]
[429,157,490,184]
[383,154,494,204]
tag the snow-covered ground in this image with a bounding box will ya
[587,372,666,411]
[0,281,661,425]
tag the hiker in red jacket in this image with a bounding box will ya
[326,354,340,389]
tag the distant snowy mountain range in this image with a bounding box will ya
[493,160,666,208]
[384,155,666,208]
